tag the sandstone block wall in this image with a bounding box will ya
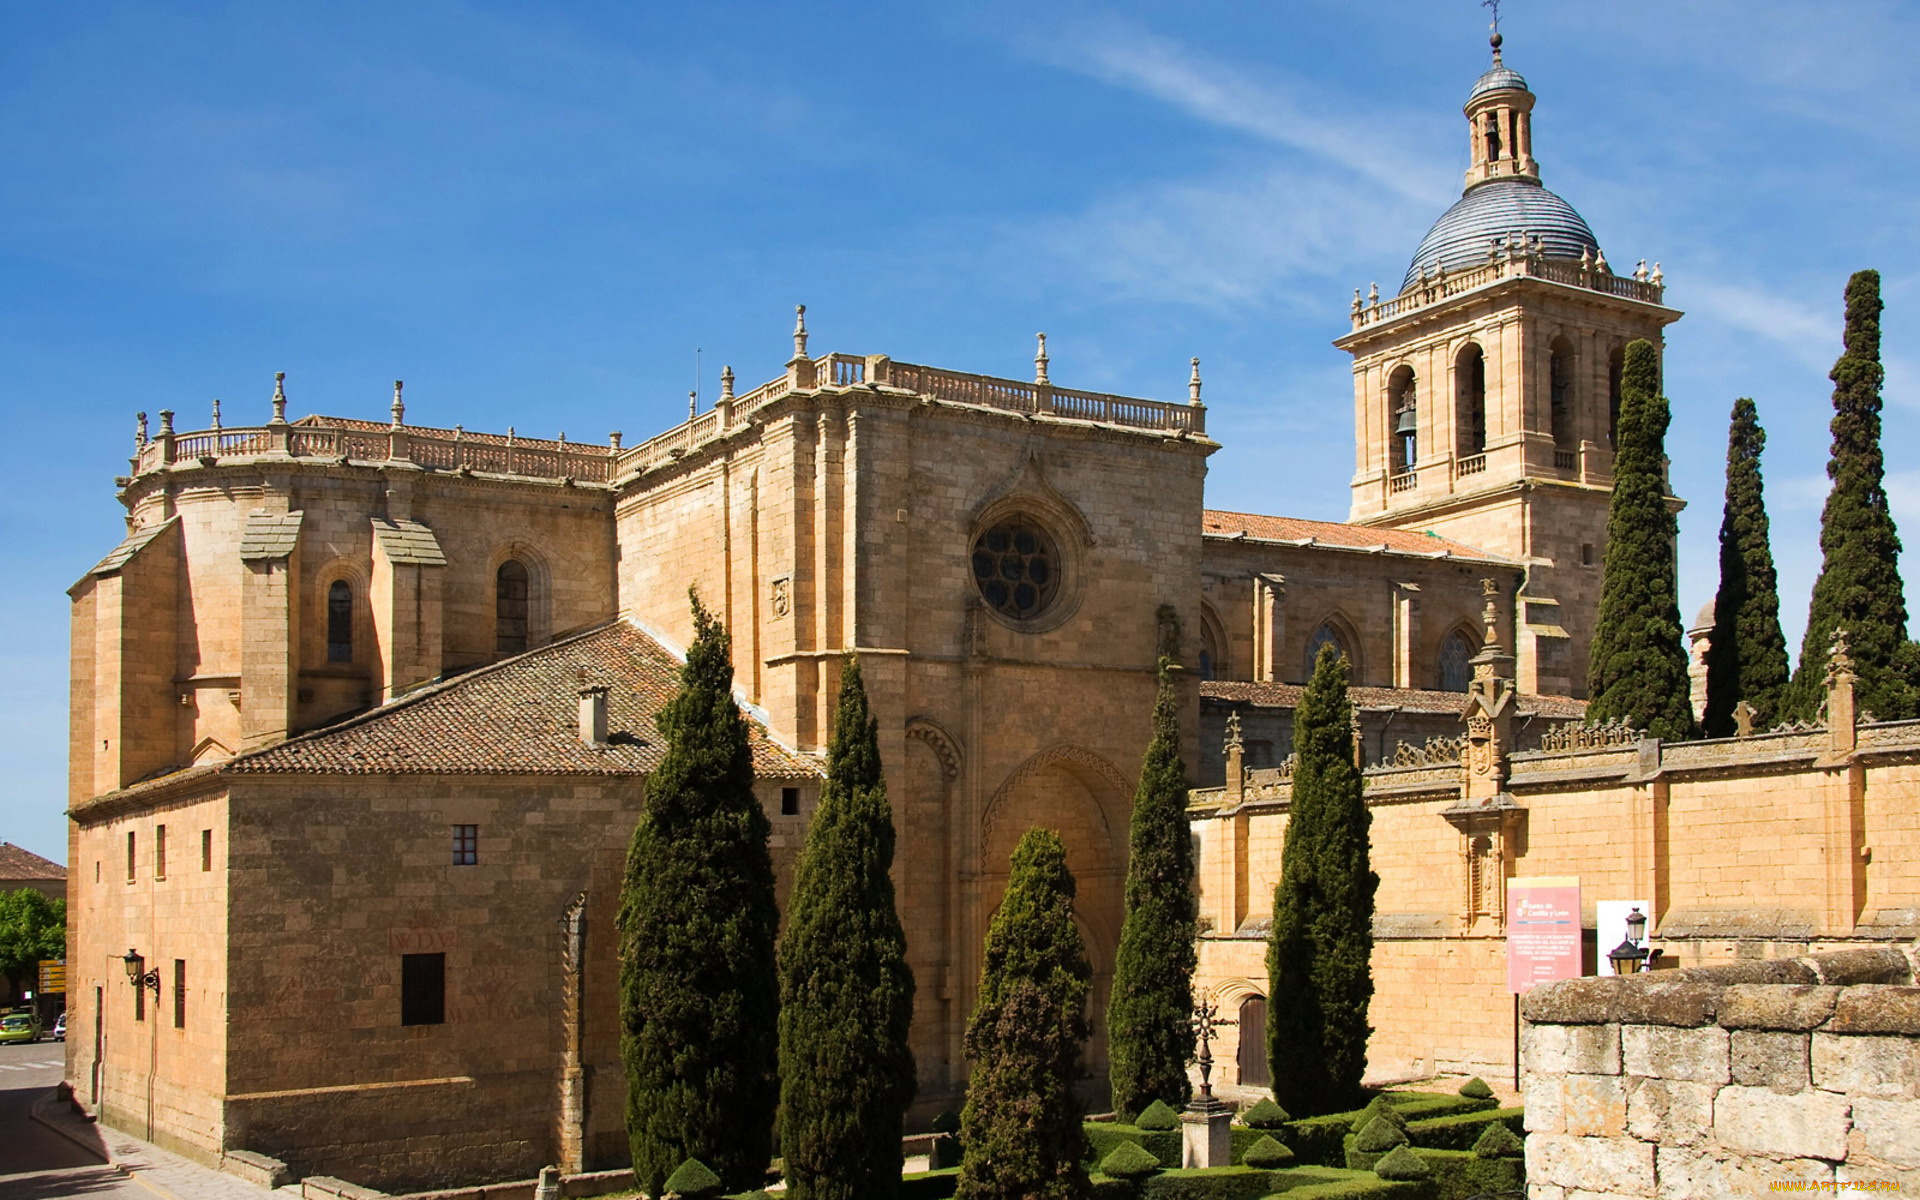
[1520,950,1920,1198]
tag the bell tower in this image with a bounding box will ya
[1334,32,1681,698]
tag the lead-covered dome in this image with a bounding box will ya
[1468,63,1527,101]
[1401,178,1599,292]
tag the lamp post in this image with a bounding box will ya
[1605,907,1660,974]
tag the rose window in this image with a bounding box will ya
[971,519,1059,619]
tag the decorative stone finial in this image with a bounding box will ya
[1595,247,1609,273]
[271,371,288,423]
[391,380,405,427]
[1826,628,1856,688]
[1733,699,1756,738]
[1580,246,1592,272]
[158,409,175,436]
[689,389,698,421]
[1484,0,1503,58]
[608,430,622,450]
[1481,577,1500,646]
[1367,282,1379,306]
[136,412,149,447]
[720,365,735,401]
[1352,288,1363,316]
[454,424,464,440]
[1034,333,1050,385]
[1650,261,1664,288]
[210,398,222,430]
[1633,259,1648,282]
[557,431,567,443]
[792,304,809,361]
[1188,357,1203,405]
[1223,710,1243,754]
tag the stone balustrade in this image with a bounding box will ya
[1351,251,1668,331]
[131,420,616,484]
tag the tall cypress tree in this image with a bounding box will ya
[1702,397,1791,736]
[958,828,1092,1200]
[1586,338,1697,740]
[1784,270,1920,722]
[1106,658,1197,1121]
[778,657,917,1200]
[618,593,780,1196]
[1266,645,1377,1116]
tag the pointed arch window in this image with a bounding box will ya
[496,560,529,656]
[1305,623,1352,680]
[1438,630,1475,692]
[326,581,353,663]
[1456,344,1487,457]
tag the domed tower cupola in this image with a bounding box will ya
[1464,32,1538,188]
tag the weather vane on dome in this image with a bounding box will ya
[1482,0,1504,58]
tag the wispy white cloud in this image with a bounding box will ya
[1013,17,1453,206]
[1685,280,1837,371]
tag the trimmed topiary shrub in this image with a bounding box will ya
[1471,1122,1524,1158]
[1135,1100,1181,1132]
[1241,1135,1295,1168]
[1354,1118,1409,1154]
[1456,1077,1492,1100]
[1238,1098,1289,1129]
[664,1157,724,1199]
[1403,1106,1524,1151]
[1353,1096,1409,1134]
[1371,1146,1431,1182]
[1083,1122,1180,1169]
[1099,1141,1162,1181]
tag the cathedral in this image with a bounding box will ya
[65,34,1698,1191]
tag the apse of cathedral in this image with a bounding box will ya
[63,31,1697,1191]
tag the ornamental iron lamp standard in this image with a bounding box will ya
[1605,907,1661,974]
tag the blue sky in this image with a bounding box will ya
[4,2,1917,863]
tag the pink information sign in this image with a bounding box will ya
[1507,876,1582,994]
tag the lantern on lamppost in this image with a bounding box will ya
[1605,906,1659,975]
[122,948,160,994]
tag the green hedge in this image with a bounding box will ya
[1270,1092,1501,1168]
[900,1167,959,1199]
[1402,1106,1525,1151]
[1409,1148,1523,1200]
[1086,1121,1183,1167]
[1086,1165,1427,1198]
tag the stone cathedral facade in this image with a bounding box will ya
[67,38,1847,1194]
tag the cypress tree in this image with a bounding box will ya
[958,828,1093,1200]
[1266,645,1378,1116]
[1702,397,1791,736]
[1106,658,1197,1121]
[778,657,917,1200]
[1585,339,1696,739]
[1784,270,1920,721]
[618,592,780,1196]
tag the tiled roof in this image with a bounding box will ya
[371,517,446,566]
[0,842,66,880]
[239,512,304,561]
[1202,510,1508,562]
[295,415,611,455]
[230,620,821,779]
[1201,679,1587,719]
[85,517,177,577]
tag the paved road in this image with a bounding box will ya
[0,1039,283,1200]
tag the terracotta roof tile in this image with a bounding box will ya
[1201,509,1508,561]
[0,842,66,880]
[1201,679,1587,719]
[230,620,821,779]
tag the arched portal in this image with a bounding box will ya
[978,746,1129,1081]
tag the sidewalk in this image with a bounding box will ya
[30,1088,288,1200]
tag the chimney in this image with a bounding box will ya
[578,687,609,746]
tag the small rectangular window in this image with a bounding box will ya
[401,953,446,1026]
[126,831,136,882]
[173,960,186,1028]
[201,829,212,872]
[452,825,478,866]
[95,861,101,884]
[1581,543,1595,566]
[155,825,167,880]
[780,788,800,816]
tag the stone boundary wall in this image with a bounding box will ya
[1520,946,1920,1198]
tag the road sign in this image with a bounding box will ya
[1507,877,1581,994]
[38,960,66,994]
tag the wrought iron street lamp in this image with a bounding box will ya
[122,948,160,994]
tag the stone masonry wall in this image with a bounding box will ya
[1521,948,1920,1198]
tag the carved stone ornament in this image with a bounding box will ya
[771,576,791,619]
